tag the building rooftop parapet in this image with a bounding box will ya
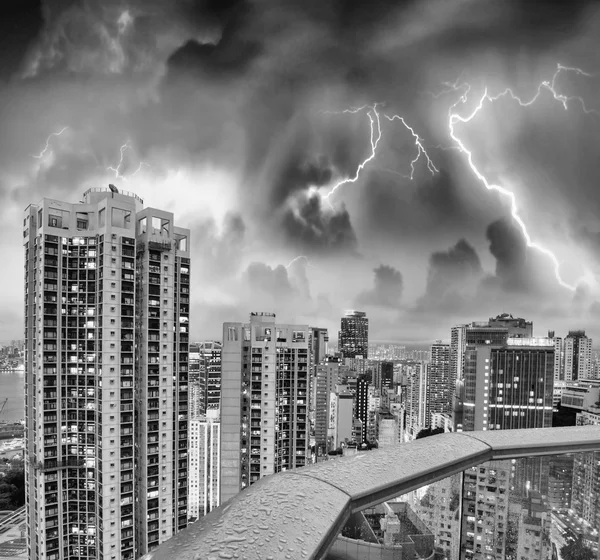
[82,186,144,205]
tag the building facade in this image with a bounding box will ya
[188,418,220,521]
[405,362,428,439]
[339,311,368,359]
[314,358,339,455]
[564,330,593,381]
[428,342,451,417]
[23,187,190,560]
[188,341,222,419]
[220,313,309,503]
[456,338,554,432]
[355,379,369,444]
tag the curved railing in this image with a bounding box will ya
[143,426,600,560]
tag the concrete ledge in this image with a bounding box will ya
[143,426,600,560]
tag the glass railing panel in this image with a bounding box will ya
[329,451,599,560]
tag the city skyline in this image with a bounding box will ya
[3,3,600,560]
[1,2,600,344]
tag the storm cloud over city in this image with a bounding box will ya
[2,0,600,343]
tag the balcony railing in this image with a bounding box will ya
[143,426,600,560]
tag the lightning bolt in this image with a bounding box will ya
[322,104,383,206]
[130,161,151,177]
[446,63,598,291]
[285,255,316,269]
[383,114,438,179]
[107,142,130,179]
[107,142,150,181]
[32,127,69,159]
[321,103,438,205]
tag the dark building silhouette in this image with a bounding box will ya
[339,311,368,359]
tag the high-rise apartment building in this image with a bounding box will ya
[548,331,564,382]
[455,336,554,560]
[220,313,309,503]
[455,338,554,432]
[187,342,221,521]
[188,417,220,521]
[405,362,428,438]
[428,342,451,417]
[333,392,354,447]
[310,327,329,365]
[564,330,593,381]
[339,311,368,359]
[23,187,190,560]
[314,358,339,455]
[572,403,600,530]
[449,325,466,403]
[375,361,394,393]
[452,315,538,432]
[188,344,205,420]
[355,378,369,444]
[188,341,222,419]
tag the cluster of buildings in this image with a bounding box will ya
[0,341,24,371]
[20,188,600,560]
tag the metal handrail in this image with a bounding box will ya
[142,426,600,560]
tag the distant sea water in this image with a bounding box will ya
[0,371,25,423]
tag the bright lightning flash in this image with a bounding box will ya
[322,104,382,207]
[446,63,597,291]
[32,127,69,159]
[107,142,150,181]
[107,142,130,179]
[285,255,318,270]
[321,104,438,205]
[384,114,438,179]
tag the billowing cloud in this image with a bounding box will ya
[192,211,246,280]
[281,194,358,255]
[482,218,561,296]
[418,239,484,311]
[356,265,404,308]
[244,262,293,299]
[0,0,600,344]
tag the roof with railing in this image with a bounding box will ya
[82,187,144,205]
[143,425,600,560]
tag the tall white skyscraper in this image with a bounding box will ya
[405,362,428,438]
[450,324,466,395]
[23,186,190,559]
[220,313,309,503]
[188,415,220,521]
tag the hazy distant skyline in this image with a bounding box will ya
[2,1,600,343]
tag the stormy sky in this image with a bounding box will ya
[2,0,600,345]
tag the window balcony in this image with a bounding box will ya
[142,426,600,560]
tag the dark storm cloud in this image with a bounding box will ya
[481,218,561,296]
[417,239,483,311]
[270,153,333,209]
[356,265,403,308]
[484,218,532,292]
[1,0,600,343]
[0,1,43,81]
[20,0,232,79]
[281,194,358,254]
[357,164,491,243]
